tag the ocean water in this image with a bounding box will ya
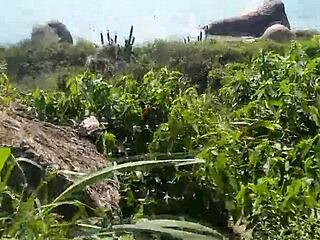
[0,0,319,44]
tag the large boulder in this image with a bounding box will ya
[204,0,291,37]
[31,20,73,44]
[47,21,73,44]
[261,24,295,42]
[31,25,60,43]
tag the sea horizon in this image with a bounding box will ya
[1,0,319,45]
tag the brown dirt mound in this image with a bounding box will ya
[0,103,119,210]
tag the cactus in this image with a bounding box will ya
[96,25,135,63]
[196,31,204,42]
[103,30,118,46]
[100,32,104,45]
[123,25,135,61]
[184,36,191,44]
[107,31,110,44]
[128,26,134,45]
[125,26,135,48]
[114,34,118,44]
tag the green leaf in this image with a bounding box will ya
[309,106,320,127]
[53,159,204,203]
[42,200,93,215]
[139,219,223,236]
[216,153,227,170]
[249,149,260,168]
[69,81,78,95]
[250,120,282,131]
[0,147,10,174]
[32,87,41,99]
[112,218,226,240]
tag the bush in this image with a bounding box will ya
[3,39,96,89]
[2,37,286,92]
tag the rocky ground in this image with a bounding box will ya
[0,102,119,211]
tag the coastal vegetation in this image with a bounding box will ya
[1,32,320,239]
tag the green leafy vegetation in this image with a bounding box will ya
[1,35,320,239]
[2,39,96,89]
[0,146,207,239]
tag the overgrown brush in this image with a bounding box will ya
[1,36,320,239]
[1,36,287,91]
[195,37,320,238]
[23,67,189,156]
[1,147,218,239]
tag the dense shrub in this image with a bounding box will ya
[1,37,286,91]
[2,39,96,89]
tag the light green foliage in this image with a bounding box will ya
[0,146,208,239]
[150,87,218,153]
[24,67,189,156]
[0,148,10,176]
[0,149,71,239]
[0,64,16,105]
[195,37,320,238]
[1,37,320,239]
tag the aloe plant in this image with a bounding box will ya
[112,219,226,240]
[68,218,227,239]
[53,158,203,203]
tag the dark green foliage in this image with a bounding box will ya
[123,26,135,61]
[146,36,320,239]
[86,26,137,79]
[1,36,285,91]
[3,39,96,89]
[132,39,286,91]
[0,148,70,239]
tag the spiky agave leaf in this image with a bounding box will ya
[136,218,223,237]
[112,218,226,240]
[53,159,204,203]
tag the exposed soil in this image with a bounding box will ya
[0,102,119,210]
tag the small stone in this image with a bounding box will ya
[78,116,100,137]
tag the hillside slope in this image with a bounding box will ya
[0,103,119,210]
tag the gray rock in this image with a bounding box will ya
[204,0,290,37]
[47,21,73,44]
[31,25,60,43]
[78,116,101,138]
[31,20,73,44]
[261,24,295,42]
